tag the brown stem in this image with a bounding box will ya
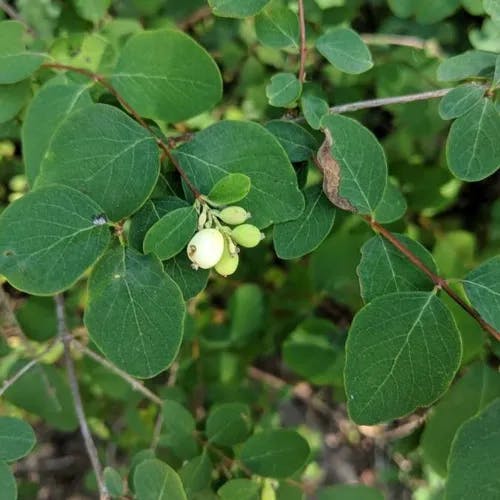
[297,0,307,83]
[363,216,500,342]
[178,5,212,30]
[41,62,201,199]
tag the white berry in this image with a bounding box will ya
[187,228,225,269]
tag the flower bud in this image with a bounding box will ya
[218,206,251,225]
[215,240,239,277]
[231,224,263,248]
[187,228,224,269]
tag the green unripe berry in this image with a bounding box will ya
[215,240,239,277]
[218,206,250,225]
[231,224,263,248]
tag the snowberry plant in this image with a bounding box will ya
[0,0,499,499]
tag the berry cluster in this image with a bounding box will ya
[187,200,264,277]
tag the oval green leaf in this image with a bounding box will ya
[255,6,299,49]
[301,94,329,130]
[0,79,30,124]
[266,72,302,108]
[0,463,16,500]
[439,84,485,120]
[437,49,497,81]
[209,0,271,18]
[134,459,187,500]
[161,400,198,460]
[345,292,462,424]
[372,179,407,223]
[265,120,318,162]
[218,479,260,500]
[206,403,251,446]
[208,173,251,205]
[103,466,124,497]
[164,254,209,300]
[0,417,36,462]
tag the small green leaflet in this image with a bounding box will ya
[84,246,185,378]
[265,120,318,162]
[446,398,500,499]
[0,21,46,84]
[164,254,209,300]
[274,184,336,260]
[240,429,310,478]
[179,453,212,497]
[0,417,36,462]
[134,459,187,500]
[206,403,252,446]
[208,173,251,205]
[22,82,92,186]
[446,98,500,181]
[316,28,373,74]
[0,185,111,295]
[143,206,197,260]
[372,179,407,223]
[0,463,16,500]
[255,6,299,49]
[345,292,462,424]
[266,72,302,107]
[218,479,260,500]
[208,0,271,18]
[112,29,222,123]
[301,94,330,130]
[161,400,199,460]
[0,79,31,124]
[36,104,159,221]
[463,255,500,330]
[72,0,111,23]
[437,49,497,81]
[103,467,123,497]
[438,84,485,120]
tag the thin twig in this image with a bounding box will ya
[297,0,307,83]
[361,34,443,58]
[0,1,31,31]
[54,295,109,500]
[363,216,500,341]
[71,339,162,406]
[178,5,212,30]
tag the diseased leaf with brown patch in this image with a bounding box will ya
[315,128,357,212]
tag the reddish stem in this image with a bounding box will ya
[297,0,307,83]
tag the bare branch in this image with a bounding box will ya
[297,0,307,83]
[361,33,444,58]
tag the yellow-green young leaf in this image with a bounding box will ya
[0,185,111,295]
[240,429,310,478]
[372,179,407,223]
[161,400,199,460]
[218,479,260,500]
[266,72,302,107]
[0,21,46,84]
[143,207,197,260]
[320,114,387,214]
[301,94,329,130]
[72,0,111,23]
[208,173,251,205]
[0,79,30,124]
[84,246,185,379]
[438,84,485,120]
[21,83,93,186]
[179,453,212,497]
[446,98,500,181]
[265,120,318,162]
[134,459,187,500]
[112,29,222,123]
[36,104,159,221]
[103,467,123,497]
[206,403,251,446]
[164,254,209,300]
[420,362,500,476]
[255,6,299,49]
[437,50,497,81]
[316,28,373,74]
[209,0,271,18]
[345,292,462,425]
[358,234,437,303]
[318,485,384,500]
[274,184,336,260]
[175,121,304,228]
[0,463,16,500]
[446,398,500,499]
[0,417,36,462]
[463,255,500,330]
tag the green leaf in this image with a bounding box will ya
[0,185,111,295]
[207,174,251,205]
[274,184,335,259]
[0,79,30,124]
[112,29,222,123]
[22,82,92,186]
[206,403,251,446]
[439,84,485,120]
[134,459,187,500]
[143,206,197,260]
[0,417,36,462]
[494,54,500,85]
[345,292,462,424]
[255,7,299,49]
[218,479,260,500]
[0,463,16,500]
[415,0,461,23]
[372,179,407,223]
[72,0,111,23]
[103,466,124,497]
[446,398,500,499]
[437,50,497,81]
[485,0,500,19]
[265,120,318,162]
[179,452,212,497]
[301,94,329,130]
[161,400,198,460]
[316,28,373,74]
[84,246,185,378]
[0,21,45,84]
[421,362,500,476]
[208,0,271,18]
[36,104,159,221]
[320,114,387,214]
[164,254,209,300]
[266,72,302,107]
[446,98,500,181]
[229,284,264,345]
[240,429,310,478]
[357,234,437,303]
[318,485,384,500]
[175,121,304,228]
[463,255,500,330]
